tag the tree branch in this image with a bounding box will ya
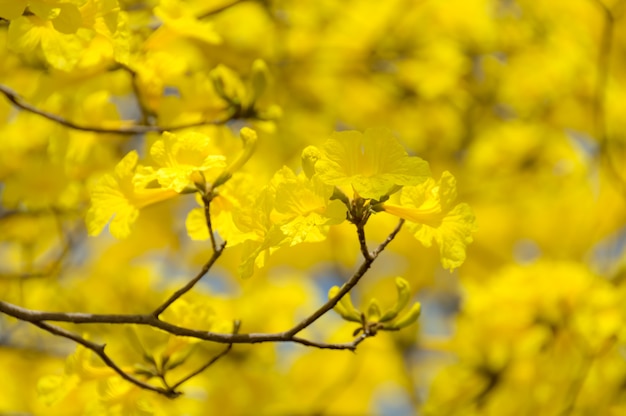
[0,219,405,396]
[284,220,403,337]
[356,221,372,260]
[151,241,227,318]
[590,0,614,144]
[30,320,179,398]
[170,320,240,390]
[588,0,626,195]
[0,220,404,347]
[0,299,368,350]
[152,193,225,317]
[117,63,155,125]
[197,0,251,19]
[0,209,77,280]
[202,193,219,253]
[0,241,70,280]
[0,84,234,135]
[372,219,405,256]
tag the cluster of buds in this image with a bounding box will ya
[328,277,422,336]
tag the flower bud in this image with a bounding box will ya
[328,286,362,323]
[301,146,321,179]
[387,302,422,330]
[367,298,382,322]
[379,277,411,322]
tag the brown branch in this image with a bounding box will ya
[117,63,155,125]
[0,242,70,280]
[196,0,250,19]
[202,193,219,252]
[0,207,81,221]
[0,300,362,347]
[291,333,369,351]
[30,320,179,398]
[356,221,372,260]
[0,209,77,280]
[372,219,405,256]
[0,220,404,347]
[152,193,225,317]
[0,84,234,135]
[152,241,227,318]
[590,0,614,144]
[284,220,404,337]
[589,0,626,196]
[170,320,240,390]
[0,219,405,398]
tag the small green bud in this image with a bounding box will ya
[328,286,362,323]
[387,302,422,330]
[214,128,258,188]
[367,298,382,322]
[379,277,411,322]
[209,64,246,106]
[250,59,270,103]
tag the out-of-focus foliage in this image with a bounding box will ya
[1,0,625,414]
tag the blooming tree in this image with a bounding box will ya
[0,0,625,415]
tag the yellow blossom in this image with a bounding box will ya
[383,171,476,270]
[134,131,226,193]
[313,128,431,200]
[86,151,178,238]
[272,166,346,245]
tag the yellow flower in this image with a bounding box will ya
[86,151,178,239]
[213,127,258,187]
[134,131,226,193]
[185,173,257,243]
[152,0,222,45]
[38,343,117,406]
[6,0,129,71]
[272,166,346,245]
[0,0,28,20]
[313,128,431,200]
[234,187,286,279]
[383,171,476,270]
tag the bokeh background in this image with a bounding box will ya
[1,0,626,414]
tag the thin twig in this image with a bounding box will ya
[202,194,219,252]
[197,0,250,19]
[0,220,405,347]
[0,207,82,221]
[0,299,371,350]
[30,321,179,397]
[0,219,405,399]
[588,0,626,196]
[356,222,372,260]
[0,84,234,135]
[117,63,154,125]
[0,243,70,280]
[291,333,368,351]
[170,320,240,390]
[152,242,227,318]
[372,219,405,256]
[590,0,614,144]
[152,193,225,317]
[283,219,404,337]
[0,210,77,280]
